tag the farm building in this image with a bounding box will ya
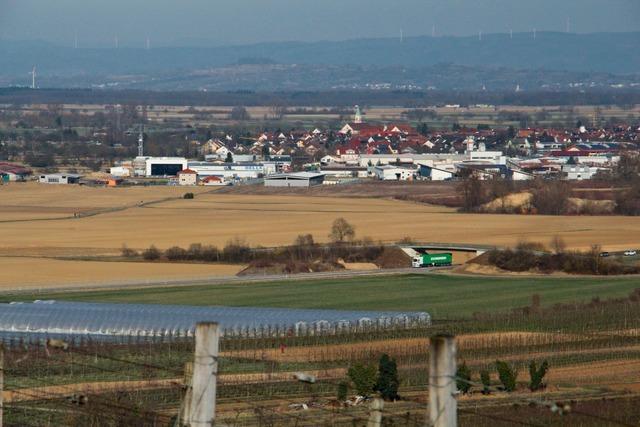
[0,162,32,182]
[177,168,198,186]
[200,175,229,186]
[264,172,325,187]
[418,164,456,181]
[0,301,430,342]
[373,165,416,181]
[109,166,132,177]
[38,173,82,184]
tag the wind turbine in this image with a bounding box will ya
[115,35,119,48]
[74,30,78,49]
[29,66,36,89]
[146,36,150,50]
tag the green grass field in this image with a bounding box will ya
[5,273,640,318]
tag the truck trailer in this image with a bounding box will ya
[412,252,453,268]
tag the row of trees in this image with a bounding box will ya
[486,240,640,275]
[125,218,388,265]
[457,359,549,394]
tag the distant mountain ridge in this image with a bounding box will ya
[1,32,638,90]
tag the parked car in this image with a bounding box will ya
[624,250,637,257]
[599,252,610,257]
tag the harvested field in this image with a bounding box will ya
[1,189,639,254]
[0,182,210,221]
[219,180,463,207]
[0,257,243,290]
[2,184,640,287]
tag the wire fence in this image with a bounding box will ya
[4,300,640,426]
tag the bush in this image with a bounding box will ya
[375,354,400,401]
[337,381,349,402]
[456,362,472,394]
[495,360,517,392]
[165,246,188,261]
[528,360,549,392]
[183,192,195,199]
[221,238,252,263]
[480,370,491,395]
[347,363,377,397]
[121,244,138,258]
[142,245,161,261]
[529,179,570,215]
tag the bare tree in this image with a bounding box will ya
[329,218,356,243]
[550,235,567,255]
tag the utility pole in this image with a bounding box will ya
[187,323,219,427]
[428,334,457,427]
[367,397,384,427]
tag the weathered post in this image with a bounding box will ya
[428,334,457,427]
[188,323,219,427]
[179,362,194,426]
[367,397,384,427]
[0,344,4,427]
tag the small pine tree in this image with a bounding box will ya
[528,360,549,392]
[347,363,377,397]
[455,362,472,394]
[480,370,491,395]
[375,354,400,401]
[495,360,518,392]
[337,381,349,402]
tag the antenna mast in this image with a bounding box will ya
[138,125,144,157]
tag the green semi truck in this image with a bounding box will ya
[412,252,453,268]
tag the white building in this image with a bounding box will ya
[562,164,599,180]
[177,169,198,186]
[264,172,325,187]
[373,165,416,181]
[109,166,131,177]
[188,162,264,180]
[38,173,81,184]
[145,157,188,177]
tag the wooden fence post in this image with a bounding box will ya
[178,362,193,426]
[187,323,219,427]
[0,344,4,427]
[428,334,457,427]
[367,397,383,427]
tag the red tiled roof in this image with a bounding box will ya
[178,168,197,174]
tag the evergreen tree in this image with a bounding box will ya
[375,354,400,401]
[456,362,472,394]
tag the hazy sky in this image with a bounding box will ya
[1,0,639,47]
